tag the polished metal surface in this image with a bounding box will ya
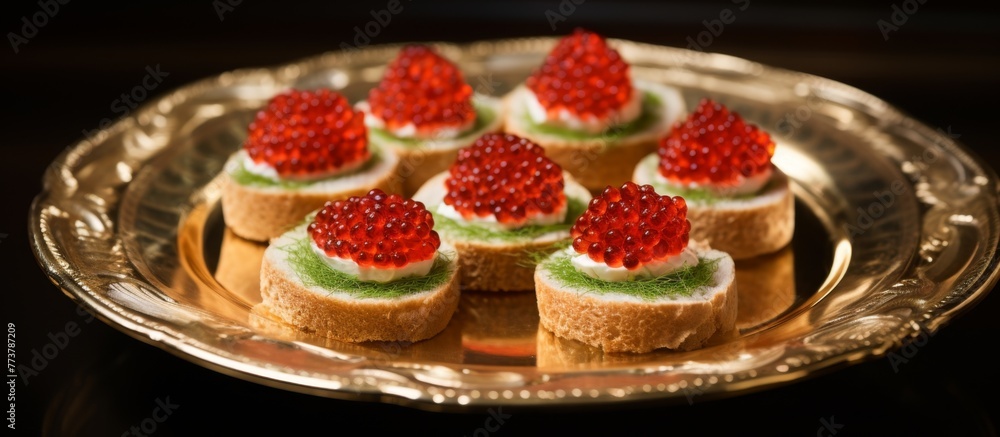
[30,37,1000,409]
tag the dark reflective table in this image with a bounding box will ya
[4,1,998,435]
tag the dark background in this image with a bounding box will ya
[3,0,999,435]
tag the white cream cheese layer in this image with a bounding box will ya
[355,101,476,140]
[242,152,368,182]
[524,81,643,135]
[310,241,435,283]
[572,247,699,281]
[435,201,567,230]
[653,165,773,197]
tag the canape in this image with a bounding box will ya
[256,189,460,343]
[504,29,685,190]
[221,89,400,242]
[412,133,592,291]
[356,45,504,195]
[534,182,737,353]
[633,98,794,259]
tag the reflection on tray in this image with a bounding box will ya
[459,292,539,366]
[224,222,797,367]
[215,228,266,306]
[734,246,797,332]
[249,304,465,364]
[536,327,651,368]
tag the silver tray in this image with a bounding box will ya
[30,37,1000,409]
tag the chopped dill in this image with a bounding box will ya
[638,157,774,205]
[522,92,662,142]
[431,196,588,243]
[282,237,454,299]
[368,100,496,148]
[518,239,572,268]
[540,251,720,301]
[653,183,734,204]
[230,149,383,189]
[231,162,310,189]
[649,177,776,205]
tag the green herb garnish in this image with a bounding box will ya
[541,252,720,301]
[282,237,454,299]
[637,155,773,204]
[230,149,383,189]
[368,100,496,148]
[522,91,662,142]
[649,175,778,205]
[431,196,588,243]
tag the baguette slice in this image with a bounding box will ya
[535,244,737,353]
[412,171,592,291]
[503,80,685,191]
[221,149,401,242]
[633,153,794,259]
[256,225,461,343]
[359,94,504,196]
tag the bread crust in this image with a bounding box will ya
[535,326,649,368]
[534,247,737,353]
[503,81,685,191]
[256,238,461,343]
[220,152,402,242]
[451,238,556,291]
[633,154,795,259]
[685,177,794,260]
[388,146,466,197]
[412,172,592,291]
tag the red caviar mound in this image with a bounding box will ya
[443,133,566,225]
[368,45,476,136]
[571,182,690,270]
[244,89,369,178]
[658,99,775,186]
[525,28,634,121]
[308,189,440,268]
